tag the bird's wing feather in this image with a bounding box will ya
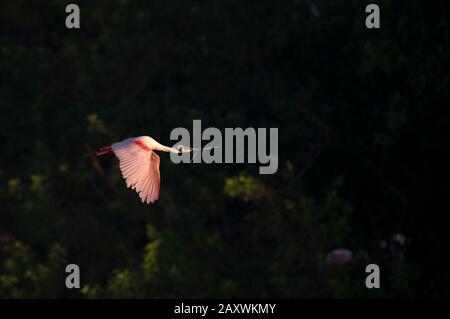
[138,152,160,204]
[111,138,160,204]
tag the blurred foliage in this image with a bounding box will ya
[0,242,67,298]
[0,0,448,298]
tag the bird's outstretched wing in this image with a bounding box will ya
[112,138,160,204]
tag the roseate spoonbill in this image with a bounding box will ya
[96,136,193,204]
[325,248,353,265]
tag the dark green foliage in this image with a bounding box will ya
[0,0,447,298]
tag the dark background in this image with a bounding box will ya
[0,0,448,298]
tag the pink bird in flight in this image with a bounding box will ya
[96,136,193,204]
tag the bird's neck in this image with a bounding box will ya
[154,143,178,153]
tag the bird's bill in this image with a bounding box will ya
[171,145,220,154]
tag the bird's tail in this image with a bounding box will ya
[96,146,113,156]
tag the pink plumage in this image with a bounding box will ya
[96,136,192,205]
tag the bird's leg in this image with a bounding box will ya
[96,146,113,156]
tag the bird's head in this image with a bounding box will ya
[175,145,193,155]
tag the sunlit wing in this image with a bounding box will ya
[111,138,160,204]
